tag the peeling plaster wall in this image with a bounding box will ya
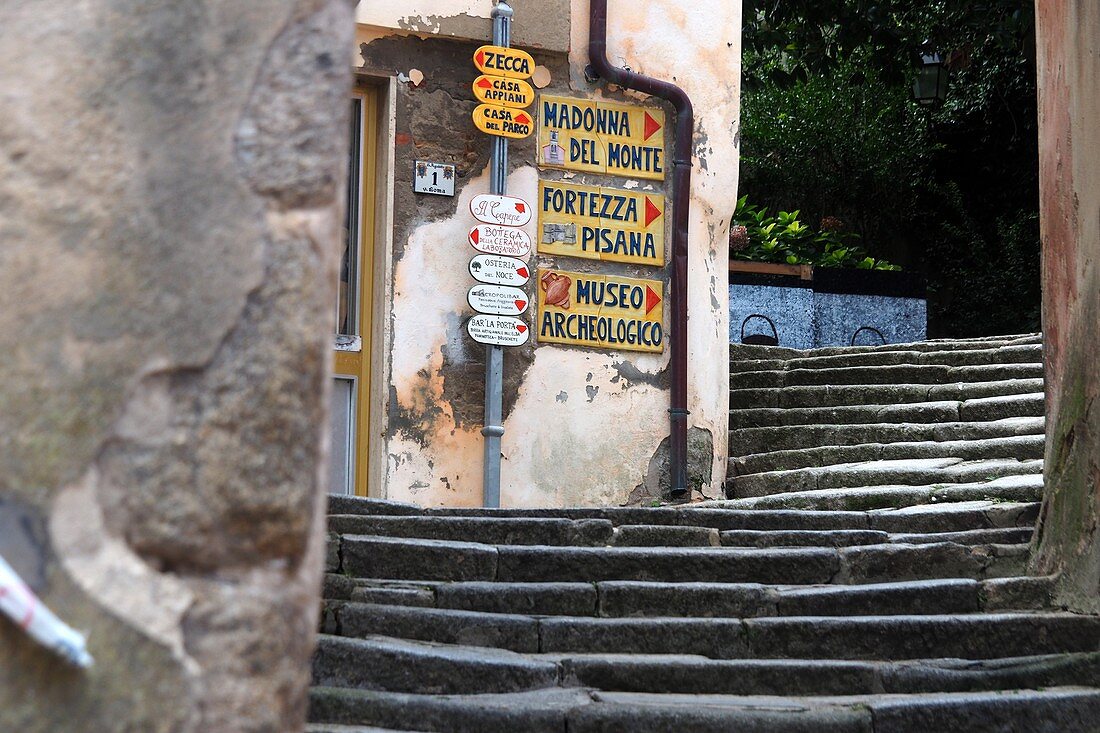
[358,0,739,507]
[1030,1,1100,613]
[0,2,353,730]
[356,0,571,53]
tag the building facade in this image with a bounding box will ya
[343,0,743,507]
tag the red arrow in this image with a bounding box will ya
[644,111,662,141]
[514,299,527,311]
[515,112,531,125]
[477,78,492,89]
[516,266,529,278]
[470,228,480,244]
[476,50,486,67]
[515,202,526,213]
[644,197,663,227]
[645,285,662,315]
[516,324,527,333]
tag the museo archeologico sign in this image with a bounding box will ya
[537,180,665,266]
[537,268,664,354]
[537,95,666,181]
[469,254,530,286]
[470,194,532,227]
[468,314,530,347]
[468,283,529,316]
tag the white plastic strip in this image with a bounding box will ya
[0,553,93,668]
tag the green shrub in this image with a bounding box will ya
[730,196,900,271]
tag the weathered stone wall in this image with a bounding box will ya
[1030,1,1100,612]
[0,1,354,731]
[358,0,740,507]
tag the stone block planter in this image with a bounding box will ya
[729,261,927,348]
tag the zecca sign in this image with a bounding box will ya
[537,268,664,354]
[538,181,665,267]
[473,45,534,80]
[537,95,666,181]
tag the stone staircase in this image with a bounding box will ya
[307,332,1100,731]
[722,333,1046,511]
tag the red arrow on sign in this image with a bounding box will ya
[645,285,662,315]
[644,111,662,141]
[515,112,532,125]
[517,266,529,278]
[476,50,486,67]
[644,197,663,227]
[477,78,492,88]
[470,228,480,244]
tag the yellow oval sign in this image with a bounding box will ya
[472,75,535,109]
[472,104,533,139]
[473,44,535,80]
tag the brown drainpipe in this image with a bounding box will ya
[589,0,694,500]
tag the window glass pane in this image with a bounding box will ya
[337,98,362,336]
[329,378,355,495]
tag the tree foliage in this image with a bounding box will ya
[738,0,1040,337]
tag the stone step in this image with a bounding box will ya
[306,725,427,733]
[729,334,1041,362]
[562,652,1099,697]
[718,527,1031,548]
[326,499,1037,537]
[329,604,1100,661]
[721,478,1043,512]
[738,435,1046,475]
[729,343,1043,373]
[729,456,1043,495]
[327,575,1053,618]
[311,684,1100,733]
[327,515,615,546]
[309,687,591,733]
[312,634,560,695]
[575,688,1099,733]
[729,393,1045,429]
[732,417,1044,454]
[335,538,1025,587]
[731,363,1043,390]
[314,633,1099,699]
[730,378,1044,409]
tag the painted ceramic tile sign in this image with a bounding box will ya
[537,180,665,266]
[470,194,532,227]
[468,314,530,346]
[537,268,664,354]
[537,95,666,180]
[469,254,530,286]
[468,283,529,316]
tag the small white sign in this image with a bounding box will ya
[469,254,530,286]
[468,314,530,346]
[468,284,529,316]
[469,224,532,257]
[470,194,532,226]
[413,161,456,196]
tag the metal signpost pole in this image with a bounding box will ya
[482,0,513,508]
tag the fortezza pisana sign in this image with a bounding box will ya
[537,95,666,181]
[537,180,665,266]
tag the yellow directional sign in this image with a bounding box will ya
[472,104,534,139]
[537,95,666,181]
[472,75,534,108]
[537,268,664,353]
[537,180,665,266]
[473,45,535,80]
